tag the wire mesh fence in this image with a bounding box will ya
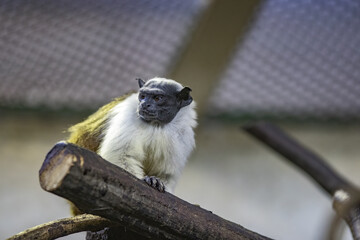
[1,0,359,121]
[0,0,206,110]
[209,0,360,121]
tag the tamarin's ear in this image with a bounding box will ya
[136,78,145,88]
[177,87,193,108]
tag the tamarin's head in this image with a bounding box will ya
[136,77,193,124]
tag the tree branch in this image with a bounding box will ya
[38,142,272,240]
[243,122,360,240]
[7,214,113,240]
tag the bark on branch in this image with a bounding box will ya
[38,142,271,240]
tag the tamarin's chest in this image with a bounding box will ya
[132,124,178,162]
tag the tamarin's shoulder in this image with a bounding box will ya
[67,93,133,152]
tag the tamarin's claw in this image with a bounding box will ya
[143,176,166,192]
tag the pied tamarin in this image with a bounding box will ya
[67,77,197,214]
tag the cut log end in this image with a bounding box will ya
[39,142,75,192]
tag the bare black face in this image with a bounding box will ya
[137,78,192,124]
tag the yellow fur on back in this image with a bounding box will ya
[67,95,129,152]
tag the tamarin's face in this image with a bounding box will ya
[137,78,192,124]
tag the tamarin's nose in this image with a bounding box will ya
[141,102,151,109]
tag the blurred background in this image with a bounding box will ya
[1,0,359,239]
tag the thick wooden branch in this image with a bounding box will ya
[39,142,272,240]
[243,122,360,240]
[7,214,113,240]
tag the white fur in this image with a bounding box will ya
[98,78,197,193]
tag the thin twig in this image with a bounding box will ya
[7,214,114,240]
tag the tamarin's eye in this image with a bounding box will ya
[154,95,163,102]
[139,94,146,100]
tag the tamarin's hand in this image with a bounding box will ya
[143,176,166,192]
